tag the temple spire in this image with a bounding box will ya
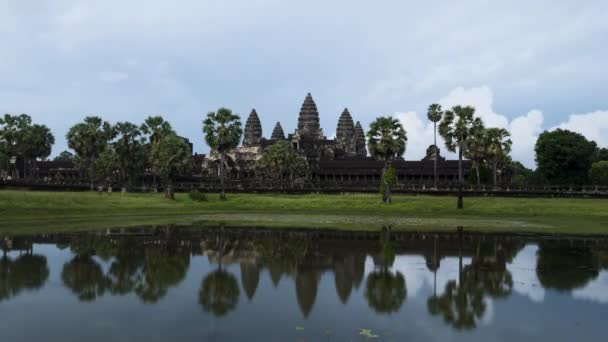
[354,121,367,157]
[336,108,356,155]
[243,109,263,146]
[297,93,321,138]
[271,122,285,140]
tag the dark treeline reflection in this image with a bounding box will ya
[1,239,49,302]
[3,228,608,328]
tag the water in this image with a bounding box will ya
[1,227,607,342]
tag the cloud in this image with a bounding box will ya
[550,111,608,147]
[573,272,608,304]
[508,245,545,303]
[396,86,545,167]
[395,86,606,169]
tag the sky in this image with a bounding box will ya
[1,0,607,168]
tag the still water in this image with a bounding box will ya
[1,227,608,342]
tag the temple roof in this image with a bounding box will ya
[297,93,321,138]
[243,109,263,146]
[271,122,285,140]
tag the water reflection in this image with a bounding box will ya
[1,247,49,302]
[2,228,608,341]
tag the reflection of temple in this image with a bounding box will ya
[8,228,608,322]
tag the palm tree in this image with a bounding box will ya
[464,127,487,188]
[438,106,484,209]
[150,133,192,199]
[66,116,116,188]
[427,104,443,188]
[141,116,174,190]
[367,116,407,204]
[485,128,512,187]
[203,108,243,200]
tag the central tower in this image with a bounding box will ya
[297,93,322,139]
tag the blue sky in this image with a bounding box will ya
[1,0,607,167]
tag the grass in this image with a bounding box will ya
[0,190,607,234]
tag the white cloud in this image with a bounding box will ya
[573,272,608,304]
[98,71,129,83]
[550,111,608,147]
[508,245,545,303]
[395,86,607,168]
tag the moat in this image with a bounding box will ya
[2,227,607,341]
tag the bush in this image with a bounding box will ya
[189,190,208,202]
[590,161,608,185]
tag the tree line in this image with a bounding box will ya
[1,106,607,204]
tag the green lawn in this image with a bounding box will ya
[0,190,606,234]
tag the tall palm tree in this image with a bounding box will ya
[141,116,174,190]
[464,127,487,188]
[438,106,484,209]
[66,116,116,188]
[427,104,443,188]
[485,128,512,186]
[203,108,243,200]
[367,116,407,204]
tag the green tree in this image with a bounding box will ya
[0,114,32,178]
[379,164,397,202]
[150,133,191,199]
[21,124,55,177]
[94,147,119,187]
[54,150,74,162]
[203,108,243,200]
[141,116,174,189]
[535,129,597,184]
[66,116,116,187]
[485,128,512,186]
[256,141,309,181]
[593,147,608,163]
[114,121,147,189]
[367,116,407,204]
[464,127,487,187]
[438,106,484,209]
[590,161,608,185]
[427,104,443,187]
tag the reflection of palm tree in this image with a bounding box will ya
[135,247,190,303]
[240,263,260,301]
[536,244,600,291]
[1,254,50,302]
[364,270,406,314]
[61,254,110,302]
[428,238,517,330]
[199,269,240,317]
[427,279,484,330]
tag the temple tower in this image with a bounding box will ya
[297,93,322,138]
[243,109,263,146]
[354,121,367,157]
[271,122,285,140]
[336,108,356,156]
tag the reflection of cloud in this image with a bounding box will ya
[508,245,545,303]
[573,272,608,304]
[481,298,494,326]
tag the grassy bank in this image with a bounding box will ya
[0,190,607,234]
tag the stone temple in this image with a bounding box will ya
[206,93,468,186]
